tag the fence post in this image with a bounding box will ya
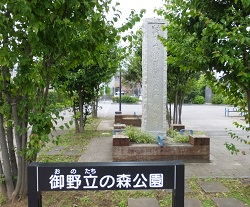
[28,162,42,207]
[172,164,185,207]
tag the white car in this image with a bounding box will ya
[114,91,125,97]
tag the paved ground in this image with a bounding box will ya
[48,102,250,206]
[79,102,250,179]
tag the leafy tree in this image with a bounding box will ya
[158,20,200,126]
[58,53,119,132]
[158,0,250,152]
[54,14,145,132]
[0,0,144,203]
[123,29,143,90]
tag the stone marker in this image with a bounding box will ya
[142,18,167,137]
[205,86,212,103]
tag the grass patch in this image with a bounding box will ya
[167,129,205,143]
[167,129,189,143]
[125,125,156,143]
[37,117,110,162]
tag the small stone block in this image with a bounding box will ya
[189,136,210,146]
[185,198,202,207]
[199,181,229,193]
[113,135,129,146]
[128,198,159,207]
[171,124,185,131]
[213,198,247,207]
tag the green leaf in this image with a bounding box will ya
[64,123,70,129]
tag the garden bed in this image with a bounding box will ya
[113,134,210,162]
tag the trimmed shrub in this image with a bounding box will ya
[193,95,205,104]
[211,94,224,104]
[112,95,139,104]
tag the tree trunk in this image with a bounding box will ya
[246,90,250,126]
[173,92,178,124]
[6,117,17,185]
[167,103,172,127]
[0,113,14,200]
[19,116,28,197]
[92,99,98,118]
[11,103,22,203]
[73,102,80,133]
[0,159,7,198]
[178,94,183,124]
[79,90,84,133]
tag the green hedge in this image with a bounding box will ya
[192,95,205,104]
[211,94,224,104]
[112,95,139,104]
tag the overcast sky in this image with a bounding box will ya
[110,0,165,29]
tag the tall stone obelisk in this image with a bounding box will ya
[141,18,167,137]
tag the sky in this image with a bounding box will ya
[110,0,165,29]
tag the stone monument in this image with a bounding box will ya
[141,18,167,137]
[205,86,212,103]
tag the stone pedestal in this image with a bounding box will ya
[142,18,168,137]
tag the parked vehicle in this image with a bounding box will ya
[114,91,125,97]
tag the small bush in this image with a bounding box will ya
[125,126,155,143]
[0,193,7,206]
[112,96,119,103]
[192,95,205,104]
[167,129,189,143]
[211,94,224,104]
[112,95,139,104]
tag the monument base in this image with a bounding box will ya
[113,135,210,162]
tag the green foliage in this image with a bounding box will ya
[167,129,189,143]
[0,0,145,200]
[104,86,111,95]
[224,142,240,155]
[211,93,224,104]
[0,174,5,184]
[184,74,207,103]
[112,95,139,104]
[123,29,143,87]
[125,126,155,143]
[193,96,205,104]
[0,194,6,206]
[225,124,250,154]
[157,0,250,153]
